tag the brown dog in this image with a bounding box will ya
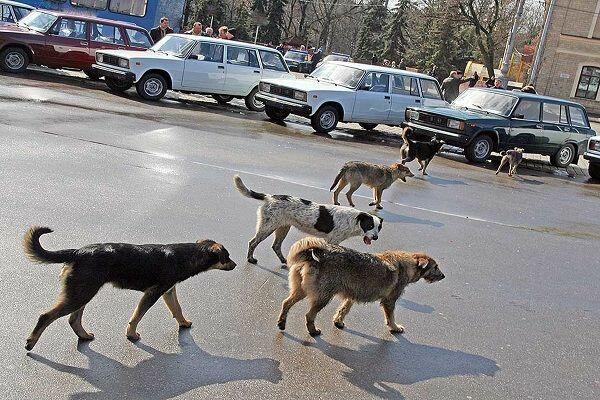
[330,161,413,209]
[277,237,444,336]
[495,147,524,177]
[23,227,236,350]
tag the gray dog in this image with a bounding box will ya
[496,147,524,177]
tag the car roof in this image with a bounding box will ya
[32,9,144,29]
[469,87,586,108]
[169,34,281,52]
[328,61,438,81]
[286,49,308,54]
[0,0,34,8]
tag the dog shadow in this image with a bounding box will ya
[419,175,468,187]
[398,299,435,314]
[375,210,444,228]
[282,329,498,399]
[27,329,282,400]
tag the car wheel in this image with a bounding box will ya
[136,73,167,101]
[589,163,600,180]
[311,105,339,133]
[212,94,234,105]
[551,144,576,168]
[0,47,29,73]
[84,69,102,81]
[245,87,265,112]
[105,77,133,93]
[265,105,290,121]
[359,123,378,131]
[465,135,493,163]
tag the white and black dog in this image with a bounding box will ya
[234,175,383,265]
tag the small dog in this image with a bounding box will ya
[400,126,445,175]
[234,175,383,265]
[330,161,413,209]
[277,237,444,336]
[23,227,236,350]
[495,147,524,177]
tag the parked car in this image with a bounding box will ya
[584,135,600,179]
[283,49,311,73]
[404,88,596,165]
[316,52,351,69]
[0,0,33,24]
[92,35,293,111]
[256,61,447,133]
[0,10,152,79]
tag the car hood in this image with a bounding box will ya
[0,23,40,35]
[411,105,508,121]
[98,49,177,60]
[262,77,354,92]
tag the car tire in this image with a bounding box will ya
[265,105,290,121]
[105,77,133,93]
[245,87,265,112]
[311,105,339,133]
[84,69,102,81]
[136,73,167,101]
[212,94,234,105]
[465,135,493,163]
[589,163,600,180]
[550,144,576,168]
[0,47,29,73]
[359,123,378,131]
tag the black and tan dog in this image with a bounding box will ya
[278,237,444,336]
[330,161,413,209]
[23,227,236,350]
[495,147,524,177]
[400,126,445,175]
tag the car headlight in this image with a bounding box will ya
[447,119,464,130]
[406,109,419,121]
[294,91,307,102]
[96,53,103,63]
[118,58,129,69]
[260,82,271,93]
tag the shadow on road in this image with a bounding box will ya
[282,329,498,399]
[375,209,444,228]
[27,329,282,399]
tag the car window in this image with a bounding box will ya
[559,104,568,124]
[569,106,589,127]
[125,28,152,48]
[14,6,32,19]
[227,46,259,68]
[259,50,287,72]
[363,72,390,92]
[513,100,540,121]
[392,75,419,96]
[190,42,224,63]
[109,0,146,17]
[70,0,108,10]
[52,18,88,40]
[419,79,442,99]
[91,23,124,45]
[1,5,14,23]
[542,103,561,124]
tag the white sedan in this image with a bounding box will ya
[92,34,293,111]
[256,61,447,133]
[584,135,600,179]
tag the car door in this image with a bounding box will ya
[389,74,421,124]
[509,99,542,152]
[568,105,594,154]
[89,23,126,58]
[182,41,225,92]
[419,78,446,107]
[540,102,571,154]
[351,72,392,122]
[258,49,289,79]
[124,28,153,51]
[46,17,90,70]
[223,45,261,95]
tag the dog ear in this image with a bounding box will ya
[414,255,430,269]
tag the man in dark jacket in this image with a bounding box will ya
[441,71,470,103]
[150,17,173,44]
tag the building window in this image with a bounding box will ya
[70,0,108,10]
[109,0,147,17]
[575,66,600,100]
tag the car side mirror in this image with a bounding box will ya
[188,54,199,60]
[513,113,524,119]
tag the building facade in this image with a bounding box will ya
[535,0,600,115]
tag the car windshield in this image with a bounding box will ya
[324,54,349,62]
[452,89,518,117]
[285,51,307,62]
[309,63,364,89]
[17,11,57,33]
[151,35,196,58]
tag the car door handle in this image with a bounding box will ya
[80,41,88,46]
[415,99,421,103]
[563,127,570,132]
[253,70,261,74]
[384,95,390,99]
[535,124,543,129]
[217,65,225,69]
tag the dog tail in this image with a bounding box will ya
[233,175,266,201]
[287,237,330,267]
[23,227,76,264]
[329,168,345,191]
[499,151,506,156]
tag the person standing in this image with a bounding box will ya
[150,17,173,43]
[218,26,233,39]
[441,71,469,103]
[468,71,479,87]
[493,78,505,89]
[185,22,203,36]
[485,75,495,88]
[205,27,214,37]
[310,47,323,72]
[397,58,406,70]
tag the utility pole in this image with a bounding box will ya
[498,0,525,88]
[530,0,557,85]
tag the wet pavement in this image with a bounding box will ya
[1,68,599,399]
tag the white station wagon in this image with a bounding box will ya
[256,61,447,132]
[92,34,293,111]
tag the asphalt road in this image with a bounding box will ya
[1,69,599,400]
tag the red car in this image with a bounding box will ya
[0,9,152,79]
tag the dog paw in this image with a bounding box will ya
[389,325,405,334]
[78,332,95,341]
[179,320,192,329]
[334,321,345,330]
[423,172,428,176]
[126,332,141,341]
[376,205,383,210]
[309,329,322,337]
[349,204,355,207]
[247,257,258,264]
[333,202,340,206]
[277,320,286,331]
[368,202,376,206]
[25,338,36,351]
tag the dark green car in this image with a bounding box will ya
[405,88,596,166]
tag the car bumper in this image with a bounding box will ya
[584,151,600,163]
[405,121,470,146]
[256,92,312,116]
[92,64,136,82]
